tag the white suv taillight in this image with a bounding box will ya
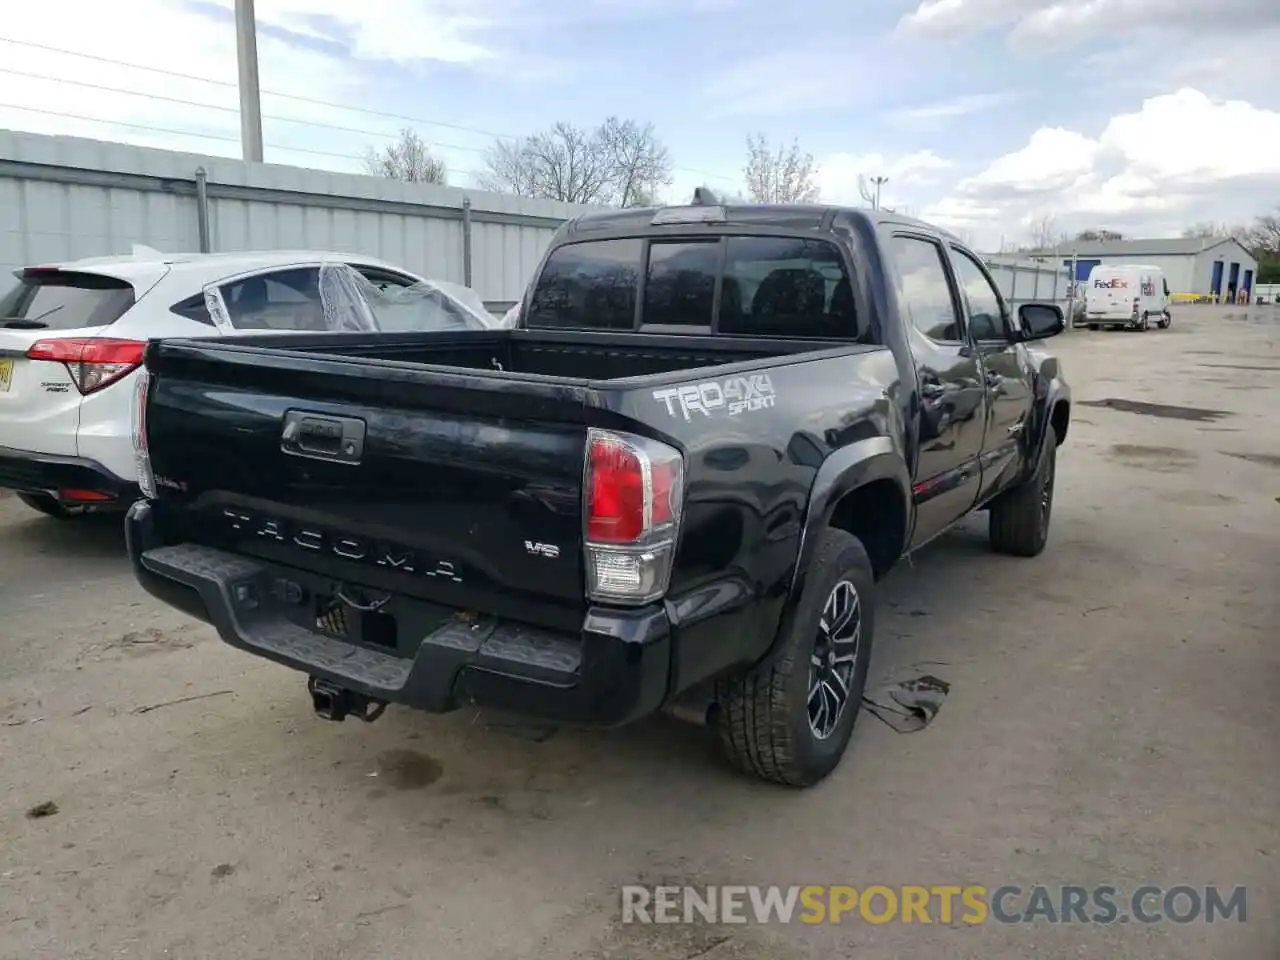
[26,337,145,394]
[583,428,685,605]
[132,368,156,498]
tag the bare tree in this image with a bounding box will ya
[362,128,448,184]
[1244,209,1280,255]
[475,118,672,206]
[474,124,611,203]
[1243,208,1280,283]
[743,134,820,204]
[1026,213,1063,250]
[1181,222,1237,240]
[473,138,541,197]
[598,116,673,207]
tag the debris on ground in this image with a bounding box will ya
[863,671,951,733]
[26,800,59,819]
[132,690,234,715]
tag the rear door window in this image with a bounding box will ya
[719,237,858,339]
[219,267,327,331]
[527,239,643,330]
[0,270,135,330]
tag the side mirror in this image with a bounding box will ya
[1017,302,1065,341]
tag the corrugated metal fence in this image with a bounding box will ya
[0,130,601,305]
[983,255,1074,320]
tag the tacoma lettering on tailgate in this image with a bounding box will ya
[652,374,776,421]
[222,509,463,582]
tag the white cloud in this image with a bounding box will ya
[819,150,952,209]
[885,92,1020,129]
[961,127,1097,195]
[923,88,1280,247]
[896,0,1280,48]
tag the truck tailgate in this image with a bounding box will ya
[142,340,591,627]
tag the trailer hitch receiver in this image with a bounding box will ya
[308,676,388,723]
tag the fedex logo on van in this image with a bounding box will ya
[1094,278,1129,289]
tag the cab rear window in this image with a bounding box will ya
[526,235,864,340]
[0,270,136,330]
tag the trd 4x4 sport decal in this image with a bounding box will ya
[652,374,776,421]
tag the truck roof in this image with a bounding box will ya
[562,203,966,245]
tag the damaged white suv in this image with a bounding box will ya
[0,248,497,519]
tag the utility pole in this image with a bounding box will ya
[869,175,888,211]
[235,0,264,162]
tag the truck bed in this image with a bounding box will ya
[138,328,881,636]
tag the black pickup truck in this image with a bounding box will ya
[125,201,1071,787]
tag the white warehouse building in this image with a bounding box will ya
[1028,237,1260,301]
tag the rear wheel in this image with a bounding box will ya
[1087,323,1099,330]
[989,426,1057,557]
[1160,311,1172,329]
[16,492,88,519]
[715,528,875,787]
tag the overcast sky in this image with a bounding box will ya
[2,0,1278,250]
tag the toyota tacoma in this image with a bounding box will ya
[125,201,1071,786]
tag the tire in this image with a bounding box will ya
[1160,311,1172,329]
[1138,312,1150,332]
[1087,323,1099,330]
[16,492,88,519]
[715,528,875,787]
[988,425,1057,558]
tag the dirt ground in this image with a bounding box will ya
[1,306,1277,960]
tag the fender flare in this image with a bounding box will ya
[1028,381,1071,471]
[788,436,911,601]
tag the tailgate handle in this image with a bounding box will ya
[281,410,366,465]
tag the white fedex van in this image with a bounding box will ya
[1083,264,1172,331]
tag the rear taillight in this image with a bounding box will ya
[59,489,114,503]
[132,369,156,498]
[26,338,145,394]
[583,429,685,604]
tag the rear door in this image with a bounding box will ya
[0,268,140,456]
[885,234,987,548]
[1087,269,1133,317]
[201,263,334,334]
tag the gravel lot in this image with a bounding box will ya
[1,306,1277,960]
